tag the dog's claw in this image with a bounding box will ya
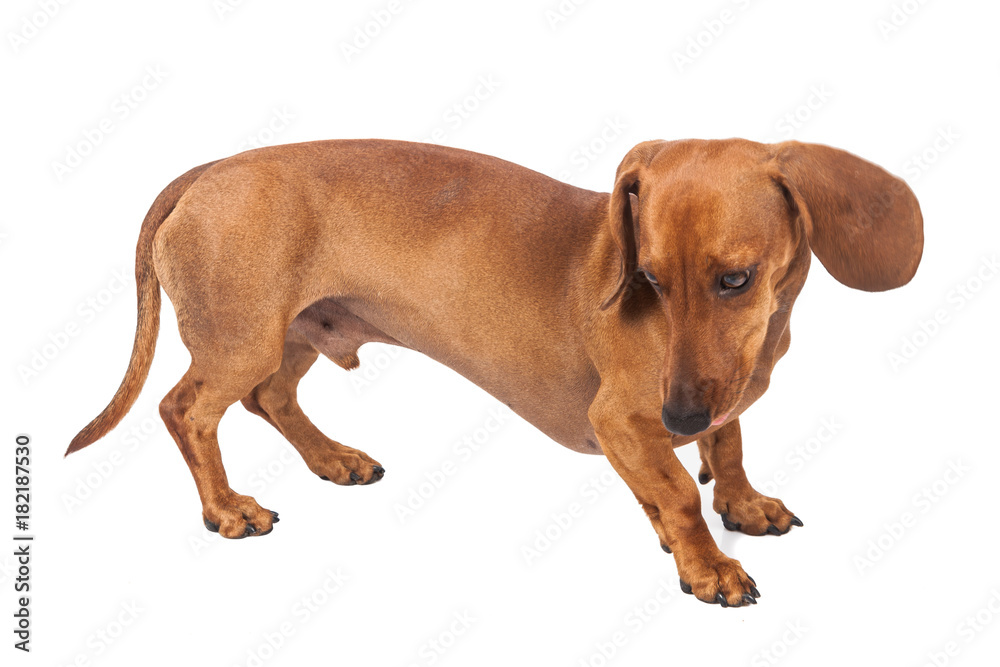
[681,577,754,606]
[204,517,220,533]
[318,465,383,485]
[661,543,672,554]
[790,515,804,527]
[243,524,257,537]
[270,510,280,523]
[766,524,782,536]
[720,513,741,532]
[364,465,386,484]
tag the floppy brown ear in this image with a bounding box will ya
[601,141,666,309]
[774,141,923,292]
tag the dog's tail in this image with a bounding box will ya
[66,160,219,456]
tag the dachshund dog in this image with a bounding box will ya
[67,138,922,606]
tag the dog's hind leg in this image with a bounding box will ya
[159,336,285,539]
[241,328,385,486]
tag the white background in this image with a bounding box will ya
[3,1,999,665]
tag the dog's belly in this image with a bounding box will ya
[290,299,404,370]
[291,298,604,455]
[166,139,612,456]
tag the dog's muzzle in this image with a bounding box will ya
[661,405,711,437]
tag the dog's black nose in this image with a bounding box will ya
[661,405,711,436]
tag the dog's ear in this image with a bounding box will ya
[602,141,666,309]
[773,141,923,292]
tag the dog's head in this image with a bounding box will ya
[603,139,923,437]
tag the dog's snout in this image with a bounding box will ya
[661,404,711,437]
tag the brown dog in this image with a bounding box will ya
[67,138,922,606]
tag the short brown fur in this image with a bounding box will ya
[68,138,922,606]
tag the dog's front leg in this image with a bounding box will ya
[697,418,802,536]
[589,395,760,607]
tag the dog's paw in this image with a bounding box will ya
[309,446,385,486]
[716,490,802,536]
[676,554,759,607]
[203,492,278,539]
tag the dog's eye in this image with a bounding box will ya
[720,270,752,291]
[640,270,662,293]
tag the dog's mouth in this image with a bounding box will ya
[711,411,731,427]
